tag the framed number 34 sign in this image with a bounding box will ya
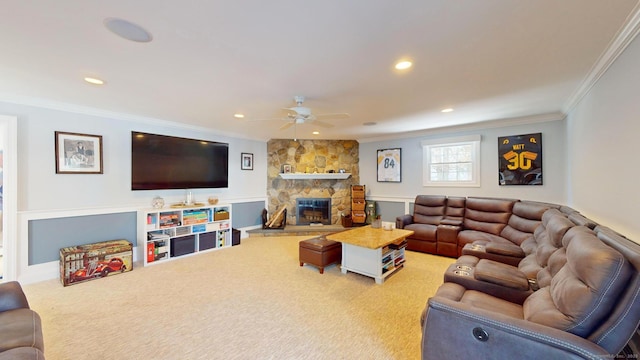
[377,148,401,182]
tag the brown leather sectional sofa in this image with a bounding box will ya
[0,281,45,359]
[396,195,640,359]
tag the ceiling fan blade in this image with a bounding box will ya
[312,120,334,128]
[280,122,294,130]
[314,113,351,120]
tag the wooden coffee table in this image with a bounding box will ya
[326,226,414,284]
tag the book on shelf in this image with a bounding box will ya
[149,233,170,241]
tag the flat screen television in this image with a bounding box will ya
[131,131,229,190]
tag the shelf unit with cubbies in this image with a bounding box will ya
[138,204,232,266]
[351,185,366,224]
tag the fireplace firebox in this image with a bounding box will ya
[296,198,331,225]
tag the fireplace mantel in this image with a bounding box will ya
[279,173,351,180]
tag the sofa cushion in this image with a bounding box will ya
[485,241,525,258]
[463,198,515,235]
[0,309,44,354]
[458,230,512,248]
[499,201,549,245]
[523,227,631,337]
[405,223,438,241]
[412,195,446,225]
[533,211,574,268]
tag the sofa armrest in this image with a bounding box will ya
[485,242,525,258]
[396,214,413,229]
[422,296,610,360]
[0,281,30,313]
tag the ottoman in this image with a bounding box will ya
[299,237,342,274]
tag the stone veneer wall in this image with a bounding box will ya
[267,139,360,225]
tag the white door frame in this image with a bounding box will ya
[0,115,17,281]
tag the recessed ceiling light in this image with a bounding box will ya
[234,113,245,118]
[312,131,320,135]
[395,60,413,70]
[363,122,377,126]
[84,77,105,85]
[441,108,454,113]
[104,18,153,43]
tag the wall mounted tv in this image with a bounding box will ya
[131,131,229,190]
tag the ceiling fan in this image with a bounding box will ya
[251,96,350,130]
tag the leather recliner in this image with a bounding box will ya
[0,281,45,360]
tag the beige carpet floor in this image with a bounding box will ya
[23,235,454,360]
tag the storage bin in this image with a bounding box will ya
[171,235,196,257]
[232,228,241,246]
[199,232,216,250]
[214,211,230,221]
[60,239,133,286]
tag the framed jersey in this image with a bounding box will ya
[377,148,401,182]
[498,133,542,185]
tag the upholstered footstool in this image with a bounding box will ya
[299,237,342,274]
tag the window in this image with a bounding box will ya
[422,135,481,187]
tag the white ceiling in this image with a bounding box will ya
[1,1,639,141]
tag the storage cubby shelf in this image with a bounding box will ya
[138,204,232,266]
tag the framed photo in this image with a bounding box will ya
[282,164,292,173]
[498,133,542,186]
[377,148,401,182]
[241,152,253,170]
[55,131,103,174]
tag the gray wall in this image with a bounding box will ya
[566,32,640,241]
[359,119,567,205]
[0,101,267,211]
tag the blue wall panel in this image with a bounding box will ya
[231,201,264,228]
[28,212,137,265]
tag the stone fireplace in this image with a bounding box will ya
[296,198,331,225]
[267,139,360,225]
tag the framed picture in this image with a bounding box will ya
[377,148,401,182]
[282,164,292,173]
[241,152,253,170]
[498,133,542,185]
[55,131,103,174]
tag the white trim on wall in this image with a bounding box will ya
[0,115,17,281]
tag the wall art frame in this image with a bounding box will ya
[498,132,542,185]
[241,152,254,170]
[377,148,401,182]
[55,131,103,174]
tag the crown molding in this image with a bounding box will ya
[563,2,640,114]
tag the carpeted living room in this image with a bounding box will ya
[2,1,640,360]
[22,235,454,359]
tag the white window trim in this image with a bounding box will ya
[421,134,481,187]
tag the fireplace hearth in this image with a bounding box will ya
[296,198,331,225]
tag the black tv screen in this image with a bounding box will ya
[131,132,229,190]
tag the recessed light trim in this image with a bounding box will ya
[363,122,377,126]
[104,18,153,43]
[441,108,454,113]
[84,77,105,85]
[395,60,413,70]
